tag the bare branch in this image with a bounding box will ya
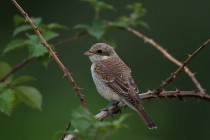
[125,27,207,94]
[11,0,89,111]
[95,90,210,120]
[0,57,32,82]
[155,38,210,94]
[54,31,87,47]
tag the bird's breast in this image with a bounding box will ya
[91,63,121,102]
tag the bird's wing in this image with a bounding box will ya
[94,57,141,103]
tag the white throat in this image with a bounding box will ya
[89,55,111,63]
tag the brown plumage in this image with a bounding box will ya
[84,43,157,129]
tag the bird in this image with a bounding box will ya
[84,43,157,129]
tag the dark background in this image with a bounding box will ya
[0,0,210,140]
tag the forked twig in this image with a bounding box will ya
[11,0,89,111]
[125,27,206,94]
[155,38,210,94]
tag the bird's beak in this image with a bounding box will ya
[84,51,95,56]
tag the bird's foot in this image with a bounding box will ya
[111,101,121,114]
[100,101,121,119]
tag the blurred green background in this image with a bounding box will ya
[0,0,210,140]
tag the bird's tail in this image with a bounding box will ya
[135,104,157,129]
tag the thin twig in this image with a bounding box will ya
[60,122,79,140]
[0,57,32,82]
[125,27,206,94]
[95,90,210,120]
[155,38,210,94]
[54,31,87,47]
[60,122,71,140]
[11,0,89,111]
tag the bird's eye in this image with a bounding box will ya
[97,49,103,53]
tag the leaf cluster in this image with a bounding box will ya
[57,108,129,140]
[0,61,41,115]
[0,16,66,115]
[75,1,148,47]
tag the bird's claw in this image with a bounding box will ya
[100,101,122,119]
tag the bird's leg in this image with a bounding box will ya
[101,101,121,119]
[111,101,121,114]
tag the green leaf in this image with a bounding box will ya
[0,89,16,115]
[40,23,68,31]
[25,34,49,58]
[12,76,36,86]
[94,1,114,11]
[47,23,68,30]
[26,34,39,42]
[28,44,48,58]
[83,0,114,11]
[31,17,42,26]
[88,19,106,40]
[74,24,89,30]
[69,107,128,140]
[138,21,150,30]
[42,31,59,41]
[110,3,147,28]
[13,16,42,35]
[37,53,52,68]
[13,15,25,26]
[106,21,129,29]
[15,86,42,110]
[71,107,94,132]
[13,24,32,36]
[0,83,6,92]
[126,3,145,15]
[112,114,129,129]
[0,62,12,81]
[3,39,28,54]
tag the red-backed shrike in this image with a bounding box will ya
[84,43,156,129]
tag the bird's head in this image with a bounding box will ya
[84,43,117,62]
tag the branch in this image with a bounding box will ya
[95,38,210,120]
[95,90,210,120]
[155,38,210,94]
[54,31,87,47]
[11,0,89,111]
[125,27,207,94]
[0,57,32,82]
